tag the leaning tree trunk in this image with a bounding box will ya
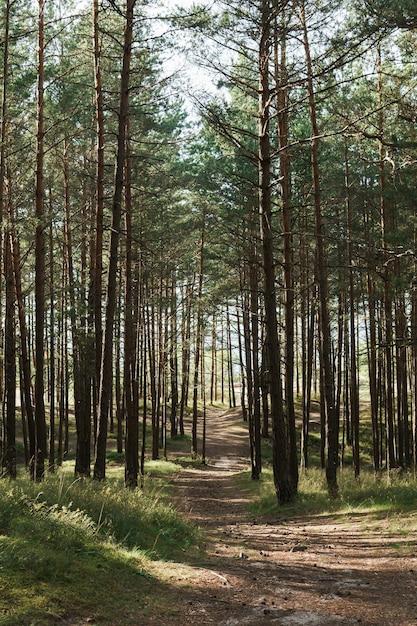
[94,0,136,481]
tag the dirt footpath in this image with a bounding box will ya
[167,408,417,625]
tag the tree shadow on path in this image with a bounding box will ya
[168,407,417,626]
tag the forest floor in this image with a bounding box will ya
[149,407,417,626]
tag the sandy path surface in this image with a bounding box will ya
[165,407,417,625]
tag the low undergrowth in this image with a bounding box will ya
[241,466,417,527]
[0,469,201,625]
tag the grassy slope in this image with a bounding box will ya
[0,465,201,625]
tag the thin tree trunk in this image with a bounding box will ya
[169,276,179,437]
[260,332,269,438]
[275,11,298,491]
[62,139,90,478]
[226,304,236,408]
[94,0,136,480]
[124,130,138,487]
[92,0,104,399]
[191,219,205,458]
[242,286,255,468]
[249,243,261,479]
[34,0,47,482]
[115,298,123,452]
[3,225,16,478]
[179,274,193,434]
[236,295,248,421]
[48,216,55,472]
[210,312,217,404]
[301,2,339,497]
[377,45,396,471]
[344,141,360,477]
[148,298,159,460]
[1,0,15,479]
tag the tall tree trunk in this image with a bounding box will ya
[62,140,91,478]
[140,313,147,486]
[377,45,396,471]
[191,219,205,458]
[94,0,136,481]
[226,304,236,408]
[242,285,255,466]
[1,0,16,479]
[179,275,193,435]
[344,141,360,477]
[34,0,47,482]
[170,276,179,437]
[249,240,262,479]
[364,209,380,471]
[92,0,104,399]
[3,225,16,478]
[259,0,293,504]
[236,295,248,421]
[148,297,159,460]
[210,312,217,404]
[411,241,417,474]
[48,216,55,472]
[275,10,298,491]
[301,2,339,497]
[124,130,138,487]
[260,330,269,438]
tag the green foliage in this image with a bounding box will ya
[356,0,417,30]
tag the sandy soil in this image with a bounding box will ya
[162,407,417,626]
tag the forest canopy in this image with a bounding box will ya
[1,0,417,505]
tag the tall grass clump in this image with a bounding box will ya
[240,466,417,519]
[0,471,200,625]
[5,471,199,559]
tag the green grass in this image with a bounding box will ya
[0,470,201,625]
[240,465,417,522]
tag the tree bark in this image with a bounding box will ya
[191,218,205,458]
[92,0,104,396]
[301,2,339,497]
[1,0,16,480]
[124,129,139,487]
[170,276,179,437]
[275,10,298,492]
[259,0,293,504]
[94,0,136,481]
[34,0,47,481]
[377,44,396,471]
[3,224,16,479]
